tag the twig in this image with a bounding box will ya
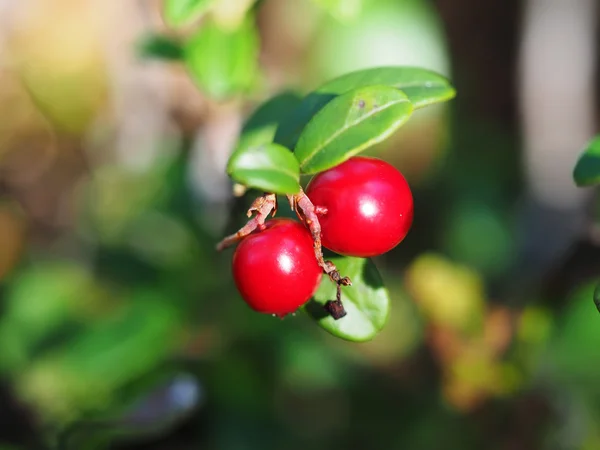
[287,187,351,287]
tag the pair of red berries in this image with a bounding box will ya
[232,156,414,317]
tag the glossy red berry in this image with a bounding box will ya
[305,156,413,257]
[232,218,323,317]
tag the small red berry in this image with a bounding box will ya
[232,218,323,317]
[305,156,413,257]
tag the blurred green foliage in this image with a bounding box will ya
[184,15,260,100]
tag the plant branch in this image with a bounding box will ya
[286,188,351,287]
[288,187,350,319]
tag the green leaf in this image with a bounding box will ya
[274,66,455,149]
[227,143,300,194]
[322,66,456,109]
[228,93,303,195]
[294,85,413,174]
[304,256,390,342]
[573,135,600,187]
[184,17,259,100]
[136,34,183,61]
[163,0,214,28]
[237,91,303,151]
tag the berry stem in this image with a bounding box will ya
[216,193,277,251]
[286,188,351,287]
[287,187,350,319]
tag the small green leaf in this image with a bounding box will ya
[305,256,390,342]
[294,85,413,174]
[573,135,600,187]
[184,17,259,99]
[163,0,214,28]
[237,92,303,151]
[274,66,455,149]
[227,143,300,194]
[136,34,183,61]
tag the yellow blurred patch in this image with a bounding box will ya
[405,252,485,336]
[6,0,109,134]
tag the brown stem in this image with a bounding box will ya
[216,193,277,251]
[289,189,349,319]
[287,188,351,288]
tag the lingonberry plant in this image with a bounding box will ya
[150,0,457,341]
[218,68,455,342]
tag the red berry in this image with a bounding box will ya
[305,156,413,257]
[232,218,323,317]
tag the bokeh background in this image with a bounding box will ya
[0,0,600,449]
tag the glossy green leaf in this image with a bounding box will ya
[573,135,600,187]
[163,0,214,28]
[274,66,455,149]
[304,256,390,342]
[184,17,258,99]
[294,85,413,174]
[227,143,300,194]
[321,66,456,108]
[136,34,183,61]
[237,92,303,151]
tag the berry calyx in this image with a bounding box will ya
[232,218,323,317]
[305,156,414,257]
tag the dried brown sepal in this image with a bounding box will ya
[324,282,347,320]
[324,299,347,320]
[216,193,277,251]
